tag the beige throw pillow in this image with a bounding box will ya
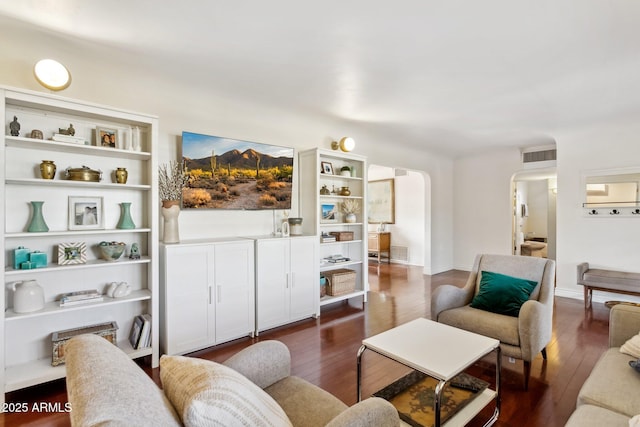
[620,332,640,358]
[160,355,292,427]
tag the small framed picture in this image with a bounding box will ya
[96,126,117,148]
[58,242,87,265]
[68,196,104,230]
[321,203,338,223]
[321,161,334,175]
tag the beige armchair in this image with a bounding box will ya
[431,254,556,390]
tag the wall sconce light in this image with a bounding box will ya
[331,137,355,152]
[33,59,72,91]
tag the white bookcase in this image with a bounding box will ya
[298,148,368,306]
[0,86,159,403]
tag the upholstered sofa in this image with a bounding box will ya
[565,304,640,426]
[65,334,399,426]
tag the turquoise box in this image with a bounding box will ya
[29,251,48,268]
[13,246,30,270]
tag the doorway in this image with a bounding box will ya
[511,168,557,260]
[368,165,428,270]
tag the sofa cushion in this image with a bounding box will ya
[620,331,640,358]
[470,271,538,317]
[577,347,640,417]
[437,305,520,346]
[265,375,348,427]
[160,355,292,427]
[565,404,630,427]
[65,334,181,427]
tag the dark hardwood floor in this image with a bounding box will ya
[2,263,610,426]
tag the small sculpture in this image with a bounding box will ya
[9,116,20,136]
[58,124,75,136]
[30,129,44,139]
[129,242,141,260]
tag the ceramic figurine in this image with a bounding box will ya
[129,242,141,259]
[9,116,20,136]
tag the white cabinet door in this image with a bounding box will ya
[214,241,254,343]
[164,245,213,355]
[289,237,318,321]
[256,239,290,332]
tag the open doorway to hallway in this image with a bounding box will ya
[368,165,429,271]
[511,168,557,260]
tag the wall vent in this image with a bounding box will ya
[390,246,409,262]
[521,146,557,169]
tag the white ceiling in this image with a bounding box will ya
[1,0,639,157]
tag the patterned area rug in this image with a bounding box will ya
[373,371,489,427]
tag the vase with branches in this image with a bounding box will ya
[341,199,360,223]
[158,161,188,243]
[159,161,188,208]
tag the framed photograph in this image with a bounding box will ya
[96,126,117,148]
[368,179,395,224]
[321,203,338,223]
[68,196,104,230]
[321,161,334,175]
[58,242,87,265]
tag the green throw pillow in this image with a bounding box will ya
[470,271,538,317]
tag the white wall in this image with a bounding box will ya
[555,121,640,301]
[368,166,425,267]
[0,17,455,273]
[453,148,522,269]
[453,121,640,302]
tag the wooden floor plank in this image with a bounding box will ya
[1,263,612,426]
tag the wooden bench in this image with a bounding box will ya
[577,262,640,308]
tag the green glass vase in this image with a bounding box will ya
[116,202,136,229]
[27,201,49,232]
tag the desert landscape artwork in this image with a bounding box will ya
[181,132,294,209]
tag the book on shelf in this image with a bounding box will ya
[129,314,152,350]
[60,296,104,307]
[129,315,144,348]
[51,133,86,145]
[139,314,152,348]
[59,289,103,306]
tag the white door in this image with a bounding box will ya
[214,241,254,343]
[164,245,212,354]
[256,239,289,332]
[289,237,318,320]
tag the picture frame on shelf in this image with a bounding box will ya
[96,126,117,148]
[321,203,338,223]
[321,161,334,175]
[68,196,104,230]
[58,242,87,265]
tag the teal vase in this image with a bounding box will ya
[116,202,136,229]
[27,201,49,232]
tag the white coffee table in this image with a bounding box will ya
[357,318,500,427]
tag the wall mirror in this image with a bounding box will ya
[583,169,640,215]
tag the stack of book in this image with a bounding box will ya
[321,233,336,243]
[324,255,350,263]
[59,289,103,307]
[129,314,152,350]
[51,133,86,145]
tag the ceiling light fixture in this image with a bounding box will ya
[331,137,355,152]
[33,59,72,91]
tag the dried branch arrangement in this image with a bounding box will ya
[159,161,188,201]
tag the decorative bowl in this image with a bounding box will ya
[98,242,126,261]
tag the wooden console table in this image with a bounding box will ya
[368,232,391,264]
